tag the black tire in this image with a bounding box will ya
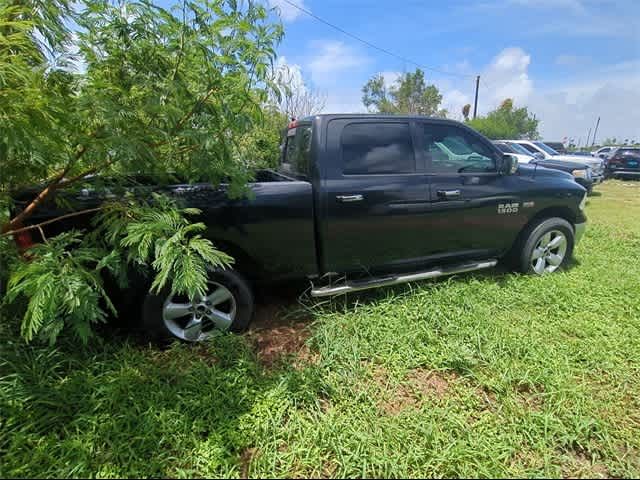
[514,217,575,274]
[141,268,254,343]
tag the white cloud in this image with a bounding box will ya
[267,0,308,22]
[482,47,533,105]
[307,40,369,85]
[437,47,639,141]
[530,61,640,142]
[441,89,471,120]
[380,71,402,86]
[273,56,307,93]
[322,89,367,114]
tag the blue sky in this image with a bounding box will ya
[266,0,639,143]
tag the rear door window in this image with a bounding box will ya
[341,122,415,175]
[281,125,312,178]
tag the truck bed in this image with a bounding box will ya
[11,170,319,283]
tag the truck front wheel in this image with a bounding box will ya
[141,269,254,343]
[516,217,575,275]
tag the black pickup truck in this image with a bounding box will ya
[13,115,588,342]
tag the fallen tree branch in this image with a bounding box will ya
[1,144,90,234]
[1,207,104,238]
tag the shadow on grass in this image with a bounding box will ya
[0,321,328,478]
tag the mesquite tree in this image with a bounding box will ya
[0,0,283,343]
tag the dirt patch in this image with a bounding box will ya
[239,447,257,479]
[249,321,311,367]
[561,449,610,479]
[515,382,545,412]
[379,368,458,415]
[247,301,316,368]
[408,368,456,398]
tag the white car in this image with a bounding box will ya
[592,146,614,159]
[492,141,536,164]
[508,140,605,183]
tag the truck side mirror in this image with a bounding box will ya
[499,154,519,175]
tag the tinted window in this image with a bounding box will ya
[494,142,513,153]
[508,142,535,156]
[422,124,496,173]
[281,125,312,178]
[341,123,415,174]
[534,142,559,155]
[516,142,540,154]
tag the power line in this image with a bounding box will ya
[279,0,475,79]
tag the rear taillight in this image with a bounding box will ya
[14,230,34,250]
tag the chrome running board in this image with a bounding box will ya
[310,259,498,297]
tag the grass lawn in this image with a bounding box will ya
[1,180,639,478]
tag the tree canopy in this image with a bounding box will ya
[362,69,447,117]
[466,99,539,140]
[0,0,283,343]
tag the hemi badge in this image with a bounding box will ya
[523,201,535,208]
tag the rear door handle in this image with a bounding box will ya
[336,194,364,203]
[437,189,461,200]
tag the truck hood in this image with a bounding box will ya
[517,163,574,180]
[548,154,602,169]
[531,159,588,172]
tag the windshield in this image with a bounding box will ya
[507,142,534,156]
[493,142,513,153]
[534,142,560,156]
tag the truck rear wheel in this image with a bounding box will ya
[141,269,254,343]
[516,217,575,274]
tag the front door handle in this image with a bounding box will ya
[336,194,364,203]
[437,189,461,200]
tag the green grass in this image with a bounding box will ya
[1,180,639,478]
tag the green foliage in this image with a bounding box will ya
[96,194,233,299]
[0,0,283,343]
[467,98,539,140]
[4,194,232,344]
[4,232,118,344]
[362,69,447,117]
[236,107,288,169]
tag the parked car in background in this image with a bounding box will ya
[492,141,535,164]
[592,146,615,159]
[509,140,605,184]
[544,142,567,154]
[495,141,594,193]
[605,147,640,179]
[503,141,544,160]
[530,158,594,194]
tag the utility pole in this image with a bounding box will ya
[585,128,592,148]
[591,117,600,147]
[473,75,480,119]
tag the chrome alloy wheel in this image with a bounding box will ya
[531,229,568,274]
[162,281,236,342]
